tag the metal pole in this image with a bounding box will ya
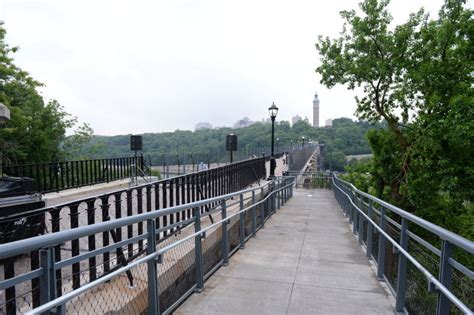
[251,190,257,237]
[239,194,245,248]
[395,219,408,313]
[39,248,57,312]
[260,187,265,228]
[146,219,160,315]
[194,207,204,291]
[221,200,229,265]
[366,202,374,259]
[436,240,453,315]
[377,208,386,280]
[270,117,275,178]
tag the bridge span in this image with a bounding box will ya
[0,165,472,314]
[176,188,394,314]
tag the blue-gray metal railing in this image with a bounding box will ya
[0,157,266,314]
[332,173,473,315]
[0,176,295,315]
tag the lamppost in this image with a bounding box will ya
[268,102,278,178]
[301,136,305,148]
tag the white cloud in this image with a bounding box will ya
[2,0,450,135]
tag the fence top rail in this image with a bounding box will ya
[0,157,265,221]
[333,173,474,254]
[2,156,138,168]
[0,174,287,260]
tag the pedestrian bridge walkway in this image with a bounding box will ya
[176,189,394,314]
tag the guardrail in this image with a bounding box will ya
[0,174,294,315]
[1,156,147,194]
[0,157,266,314]
[284,171,331,189]
[332,174,473,315]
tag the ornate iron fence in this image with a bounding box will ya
[1,156,146,194]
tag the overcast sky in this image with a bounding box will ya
[2,0,452,135]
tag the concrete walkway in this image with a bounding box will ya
[175,189,394,315]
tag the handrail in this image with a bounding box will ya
[0,176,282,259]
[334,174,474,254]
[332,174,473,315]
[16,176,295,315]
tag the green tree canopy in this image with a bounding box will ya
[0,23,90,165]
[317,0,473,239]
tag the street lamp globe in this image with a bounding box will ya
[268,102,278,119]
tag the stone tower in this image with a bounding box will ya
[313,91,320,127]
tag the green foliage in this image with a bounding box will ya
[316,0,473,241]
[0,23,88,165]
[83,118,380,168]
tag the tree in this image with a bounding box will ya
[316,0,473,239]
[0,23,84,165]
[316,0,472,206]
[316,0,428,202]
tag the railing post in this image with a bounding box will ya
[251,190,257,237]
[366,202,373,259]
[436,240,453,315]
[352,194,357,235]
[193,207,204,292]
[39,247,58,314]
[146,219,160,315]
[260,187,265,228]
[239,194,245,249]
[358,196,363,244]
[377,207,386,280]
[221,200,229,265]
[271,182,276,214]
[277,180,281,209]
[395,218,408,313]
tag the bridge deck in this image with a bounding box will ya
[176,189,394,314]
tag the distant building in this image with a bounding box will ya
[234,117,254,128]
[313,90,320,127]
[325,119,333,127]
[292,115,302,126]
[195,122,213,131]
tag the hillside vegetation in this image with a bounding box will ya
[84,118,379,170]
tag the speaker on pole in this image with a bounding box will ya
[130,135,143,151]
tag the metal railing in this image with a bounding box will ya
[332,174,473,315]
[0,157,266,314]
[284,171,331,189]
[0,173,294,314]
[1,156,146,193]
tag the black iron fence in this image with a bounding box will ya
[0,157,266,314]
[0,156,146,194]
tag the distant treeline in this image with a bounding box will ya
[82,118,381,170]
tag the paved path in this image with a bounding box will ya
[176,189,394,315]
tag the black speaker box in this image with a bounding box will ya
[226,134,237,151]
[130,135,143,150]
